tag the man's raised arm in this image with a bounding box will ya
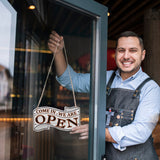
[48,31,67,76]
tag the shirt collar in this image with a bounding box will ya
[115,67,143,81]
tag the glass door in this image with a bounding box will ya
[0,0,108,159]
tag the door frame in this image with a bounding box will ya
[55,0,108,159]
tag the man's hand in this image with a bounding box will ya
[48,31,67,76]
[70,124,89,140]
[105,128,116,143]
[69,124,116,143]
[48,31,64,54]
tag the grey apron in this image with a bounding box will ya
[105,72,158,160]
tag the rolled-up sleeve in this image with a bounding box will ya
[56,65,90,93]
[108,82,160,151]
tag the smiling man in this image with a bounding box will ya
[48,31,160,160]
[115,34,146,80]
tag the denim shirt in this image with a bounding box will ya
[56,65,160,151]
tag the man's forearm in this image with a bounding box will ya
[54,50,67,77]
[48,31,67,76]
[105,128,117,143]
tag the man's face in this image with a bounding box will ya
[115,36,146,79]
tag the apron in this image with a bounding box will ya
[105,72,158,160]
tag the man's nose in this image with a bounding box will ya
[123,51,130,59]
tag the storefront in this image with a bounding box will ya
[0,0,108,159]
[1,0,160,159]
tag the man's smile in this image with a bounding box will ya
[121,60,133,67]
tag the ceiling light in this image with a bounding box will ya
[28,5,35,10]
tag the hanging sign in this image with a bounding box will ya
[33,106,80,132]
[33,41,80,132]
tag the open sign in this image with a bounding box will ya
[33,106,80,132]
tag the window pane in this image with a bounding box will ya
[0,0,92,159]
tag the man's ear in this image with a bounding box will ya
[142,49,146,61]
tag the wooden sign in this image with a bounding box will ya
[33,106,80,132]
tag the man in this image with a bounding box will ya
[48,31,160,159]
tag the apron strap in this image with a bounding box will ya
[106,72,116,95]
[133,77,152,97]
[106,71,152,97]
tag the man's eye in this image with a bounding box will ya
[130,49,137,53]
[118,50,125,53]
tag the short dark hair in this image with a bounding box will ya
[116,31,144,51]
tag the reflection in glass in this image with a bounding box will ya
[0,0,92,159]
[0,1,16,159]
